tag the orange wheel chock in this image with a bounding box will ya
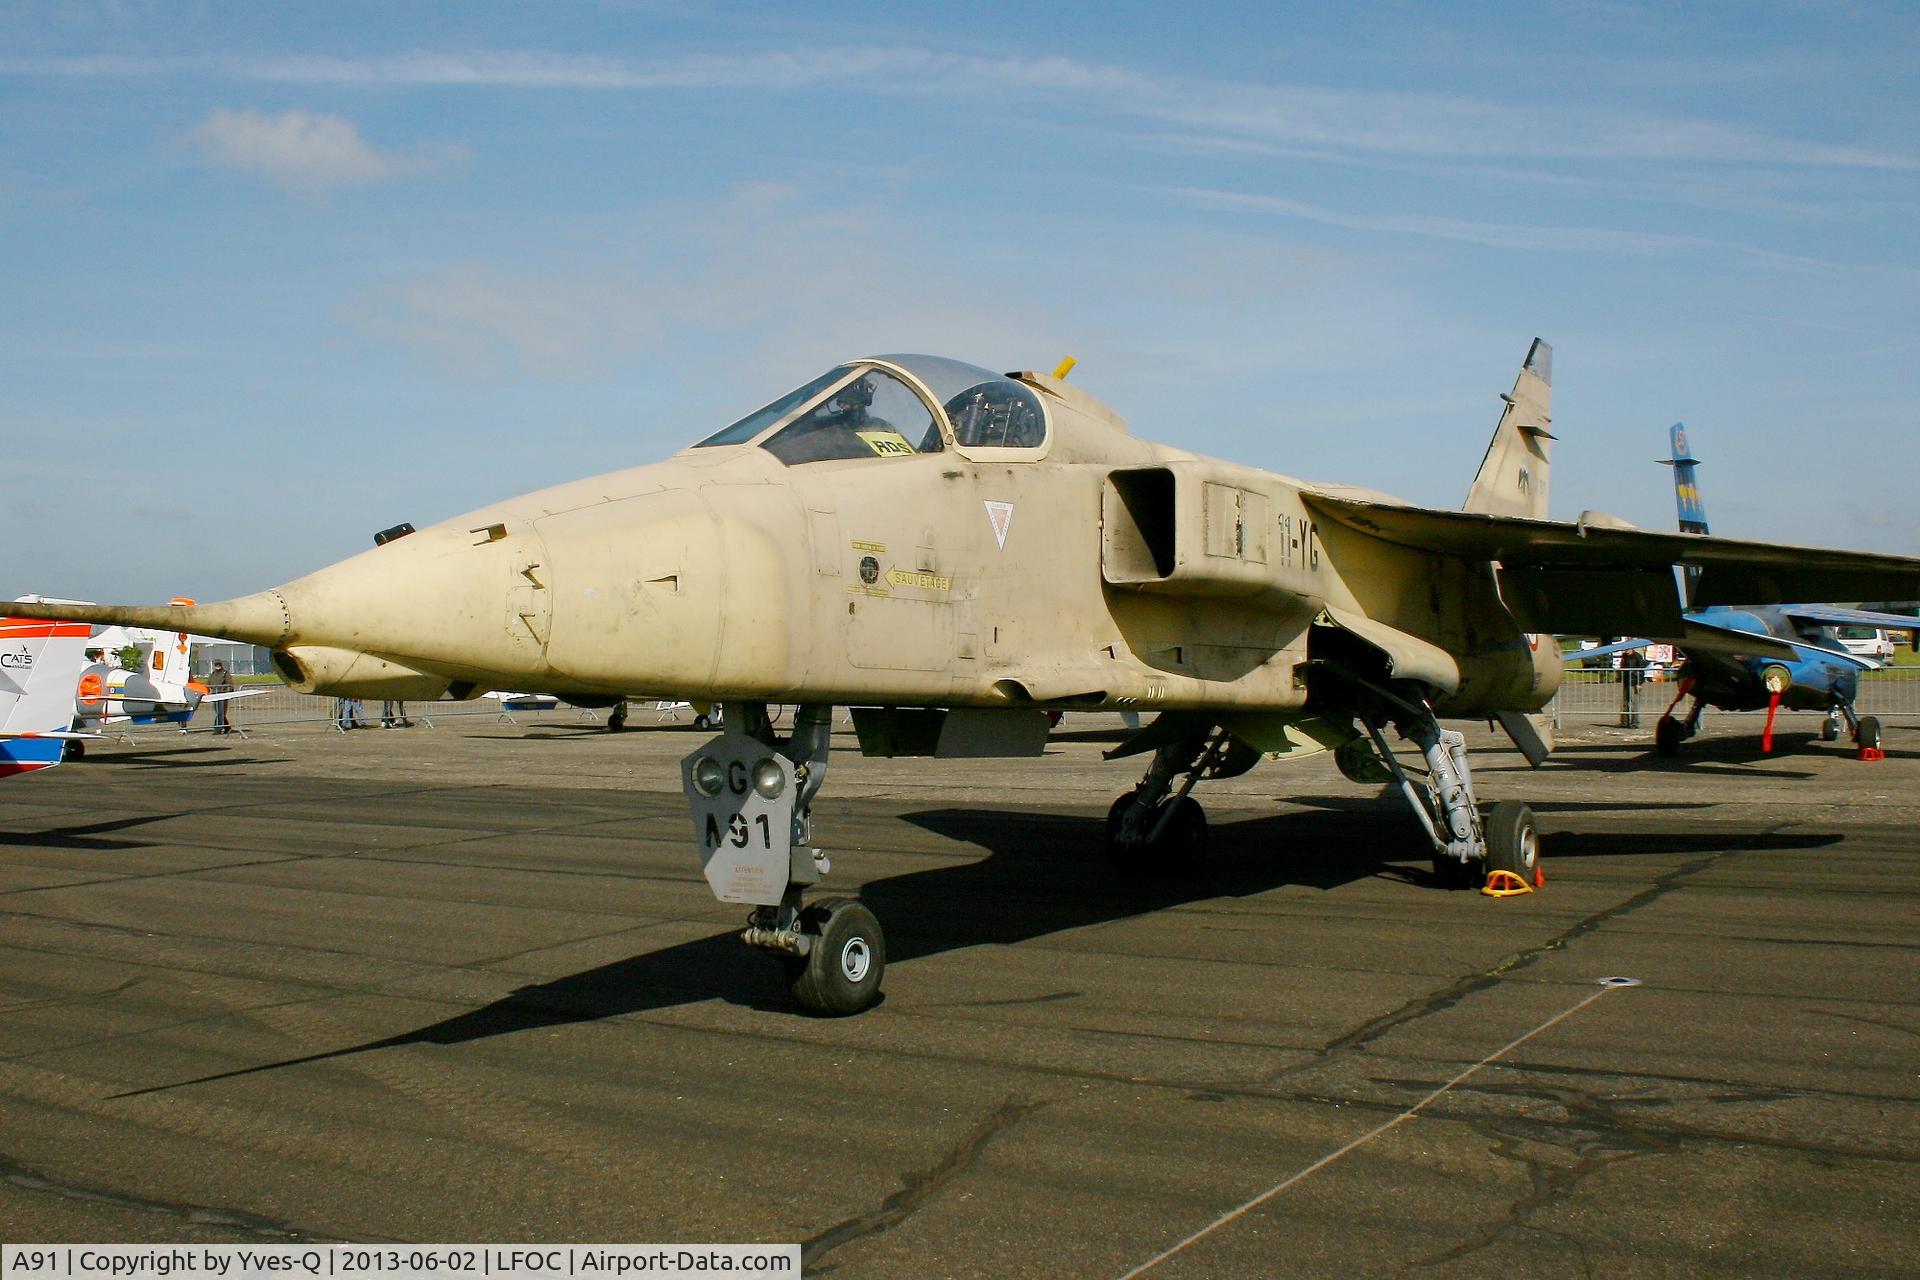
[1858,747,1886,762]
[1482,869,1534,897]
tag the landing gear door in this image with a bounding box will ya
[681,733,797,906]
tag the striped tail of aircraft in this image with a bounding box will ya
[0,612,95,777]
[1659,422,1710,603]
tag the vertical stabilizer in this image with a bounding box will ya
[1658,423,1710,535]
[1463,338,1553,520]
[141,598,196,686]
[1659,422,1708,604]
[0,610,92,776]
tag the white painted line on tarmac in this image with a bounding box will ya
[1118,977,1637,1279]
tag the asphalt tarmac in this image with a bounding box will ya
[3,711,1916,1277]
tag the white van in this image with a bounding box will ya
[1837,626,1895,660]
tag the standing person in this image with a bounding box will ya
[381,699,412,729]
[208,660,235,735]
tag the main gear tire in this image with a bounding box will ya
[1484,801,1539,883]
[1857,715,1884,752]
[1654,716,1682,757]
[784,898,885,1016]
[1105,793,1208,877]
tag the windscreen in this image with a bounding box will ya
[763,369,942,464]
[694,367,850,448]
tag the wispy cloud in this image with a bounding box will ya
[185,107,460,191]
[1154,185,1868,270]
[344,182,1070,383]
[12,47,1912,172]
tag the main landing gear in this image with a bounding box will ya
[1662,683,1885,761]
[1102,701,1534,892]
[1830,702,1884,759]
[1654,678,1701,757]
[1104,730,1258,876]
[1357,702,1536,889]
[680,703,885,1015]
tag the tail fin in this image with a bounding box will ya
[1658,423,1707,604]
[1463,338,1554,520]
[0,609,93,776]
[142,598,197,685]
[1658,423,1709,534]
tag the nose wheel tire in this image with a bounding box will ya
[1484,801,1538,883]
[1654,716,1682,757]
[784,897,886,1016]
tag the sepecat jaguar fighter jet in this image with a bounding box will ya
[13,340,1920,1014]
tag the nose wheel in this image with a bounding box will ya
[781,897,887,1015]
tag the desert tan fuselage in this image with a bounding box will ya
[219,365,1558,721]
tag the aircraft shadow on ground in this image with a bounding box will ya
[1542,829,1843,859]
[105,801,1841,1097]
[1279,791,1714,816]
[87,747,292,771]
[1544,742,1822,777]
[111,806,1417,1096]
[0,813,181,851]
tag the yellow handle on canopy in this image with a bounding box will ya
[1052,356,1077,380]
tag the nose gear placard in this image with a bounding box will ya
[680,733,797,905]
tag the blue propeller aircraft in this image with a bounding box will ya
[1582,425,1918,758]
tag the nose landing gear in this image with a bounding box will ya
[681,702,886,1015]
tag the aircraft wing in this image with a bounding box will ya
[1563,638,1651,663]
[1775,605,1920,632]
[0,729,102,741]
[1562,620,1802,664]
[1304,493,1920,637]
[1679,615,1864,665]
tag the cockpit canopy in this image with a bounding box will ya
[694,355,1049,464]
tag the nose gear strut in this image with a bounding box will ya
[681,702,884,1015]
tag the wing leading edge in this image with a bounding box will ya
[1304,493,1920,639]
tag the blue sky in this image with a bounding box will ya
[4,1,1917,602]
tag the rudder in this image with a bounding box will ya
[1463,339,1553,520]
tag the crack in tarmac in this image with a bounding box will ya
[801,1096,1045,1272]
[1402,1083,1680,1274]
[0,1150,345,1242]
